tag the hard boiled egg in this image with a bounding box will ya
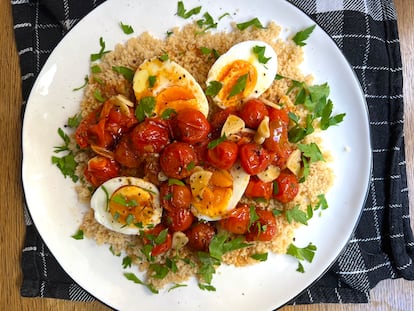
[206,40,278,109]
[91,177,162,235]
[133,57,209,117]
[189,164,250,221]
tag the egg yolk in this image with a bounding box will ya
[216,60,258,108]
[191,169,234,219]
[155,85,199,115]
[109,185,155,227]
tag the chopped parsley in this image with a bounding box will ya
[93,89,106,102]
[207,134,226,149]
[122,256,133,269]
[71,229,84,240]
[236,17,265,31]
[51,128,78,182]
[252,45,271,64]
[292,25,316,46]
[285,205,309,225]
[228,73,248,98]
[286,242,317,273]
[176,1,202,19]
[120,21,134,34]
[205,80,223,97]
[90,37,110,61]
[250,253,268,262]
[123,272,158,294]
[112,66,134,82]
[72,75,89,91]
[135,96,156,122]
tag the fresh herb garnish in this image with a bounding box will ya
[135,96,156,122]
[120,22,134,34]
[123,272,158,294]
[71,229,84,240]
[168,283,188,292]
[236,17,265,31]
[196,12,217,32]
[208,232,250,261]
[160,108,177,120]
[90,37,110,61]
[112,194,138,207]
[52,128,78,182]
[158,52,169,62]
[320,99,346,130]
[168,178,185,186]
[67,113,82,128]
[150,263,170,279]
[148,75,157,88]
[252,45,271,64]
[285,205,309,225]
[205,80,223,97]
[122,256,133,269]
[314,194,328,211]
[93,89,106,102]
[72,75,89,91]
[200,47,220,59]
[292,25,316,46]
[207,134,226,149]
[286,242,317,273]
[112,66,134,82]
[228,73,248,98]
[250,253,268,261]
[91,64,102,74]
[176,1,202,19]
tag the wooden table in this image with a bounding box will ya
[1,1,412,310]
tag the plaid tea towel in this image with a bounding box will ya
[13,0,413,305]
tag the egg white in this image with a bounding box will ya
[206,40,278,109]
[190,164,250,221]
[91,176,162,235]
[133,57,209,117]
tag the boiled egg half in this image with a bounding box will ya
[133,57,209,117]
[206,40,278,109]
[91,177,162,235]
[189,164,250,221]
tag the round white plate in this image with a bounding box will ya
[22,0,371,310]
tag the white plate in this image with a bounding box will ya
[22,0,371,310]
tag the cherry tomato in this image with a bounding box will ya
[245,209,277,242]
[263,108,292,167]
[209,107,238,138]
[142,224,172,256]
[113,133,142,168]
[273,170,299,203]
[186,222,215,252]
[130,118,170,154]
[172,108,210,144]
[84,155,120,187]
[164,208,195,232]
[238,99,269,129]
[244,176,273,200]
[193,139,210,164]
[206,140,238,170]
[160,142,197,179]
[239,142,271,175]
[160,182,192,212]
[219,204,250,235]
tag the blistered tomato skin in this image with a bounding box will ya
[130,118,170,154]
[172,108,211,144]
[238,99,269,129]
[209,107,238,138]
[244,176,273,200]
[160,142,197,179]
[245,209,277,242]
[239,142,272,175]
[219,204,250,235]
[164,208,195,232]
[143,224,172,256]
[84,156,120,187]
[160,182,192,212]
[186,222,216,252]
[206,140,239,170]
[273,170,299,203]
[113,133,142,168]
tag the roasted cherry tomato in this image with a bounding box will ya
[113,133,142,168]
[75,101,137,149]
[130,118,170,154]
[238,99,269,129]
[239,142,271,175]
[185,222,215,252]
[164,208,195,232]
[219,204,250,235]
[206,140,238,170]
[142,224,172,256]
[84,155,120,187]
[209,107,238,138]
[273,170,299,203]
[245,209,277,242]
[160,142,197,179]
[244,176,273,200]
[263,108,292,167]
[172,108,210,144]
[160,182,192,212]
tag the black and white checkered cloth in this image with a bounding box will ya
[13,0,414,306]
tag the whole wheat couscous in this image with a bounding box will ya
[55,18,344,292]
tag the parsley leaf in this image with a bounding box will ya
[52,128,78,182]
[207,134,226,149]
[205,80,223,97]
[208,232,250,261]
[252,45,271,64]
[298,143,324,162]
[123,272,158,294]
[314,194,329,210]
[177,1,202,19]
[112,66,134,82]
[287,242,317,263]
[93,89,106,102]
[228,73,248,98]
[67,113,82,128]
[196,12,217,32]
[149,263,170,279]
[71,229,84,240]
[320,99,346,130]
[90,37,110,61]
[292,25,316,46]
[120,22,134,34]
[285,205,309,225]
[73,75,89,91]
[160,108,177,120]
[236,17,265,31]
[135,96,156,122]
[250,253,268,261]
[122,256,132,269]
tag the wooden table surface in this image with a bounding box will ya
[1,1,413,310]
